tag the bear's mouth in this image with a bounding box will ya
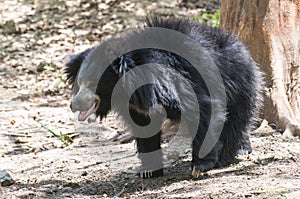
[78,97,100,121]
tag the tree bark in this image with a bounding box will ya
[220,0,300,137]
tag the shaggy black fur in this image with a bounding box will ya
[65,16,263,178]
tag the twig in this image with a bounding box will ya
[33,118,71,146]
[114,187,125,198]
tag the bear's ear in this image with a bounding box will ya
[65,47,94,84]
[65,53,83,84]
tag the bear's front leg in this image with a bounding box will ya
[135,131,163,178]
[237,131,252,155]
[191,138,223,178]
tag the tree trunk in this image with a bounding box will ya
[220,0,300,137]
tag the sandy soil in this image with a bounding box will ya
[0,0,299,198]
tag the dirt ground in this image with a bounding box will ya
[0,0,299,198]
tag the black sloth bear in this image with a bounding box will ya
[65,16,263,178]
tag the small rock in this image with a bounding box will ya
[81,171,88,176]
[0,170,15,186]
[61,187,73,192]
[3,20,17,34]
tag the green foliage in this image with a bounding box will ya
[34,118,73,146]
[193,9,220,28]
[230,163,237,167]
[280,193,288,198]
[44,65,57,72]
[1,151,6,157]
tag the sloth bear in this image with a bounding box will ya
[65,16,263,178]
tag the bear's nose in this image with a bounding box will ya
[70,102,79,113]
